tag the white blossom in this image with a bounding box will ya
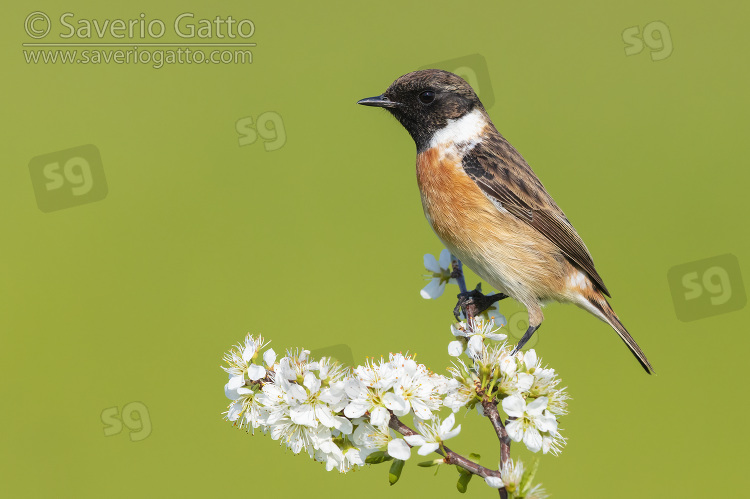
[351,421,411,461]
[452,317,507,358]
[500,459,548,499]
[404,413,461,456]
[484,475,504,489]
[220,313,570,485]
[502,395,558,453]
[421,249,456,299]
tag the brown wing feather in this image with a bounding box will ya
[461,133,611,297]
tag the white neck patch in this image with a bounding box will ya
[428,108,487,153]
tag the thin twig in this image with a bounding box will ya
[388,413,505,487]
[481,398,512,470]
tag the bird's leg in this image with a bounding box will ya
[453,283,509,321]
[510,324,540,355]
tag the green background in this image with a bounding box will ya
[3,1,749,497]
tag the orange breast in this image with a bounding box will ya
[415,146,567,302]
[416,146,500,253]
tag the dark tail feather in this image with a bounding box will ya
[591,298,654,374]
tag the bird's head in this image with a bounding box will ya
[358,69,485,151]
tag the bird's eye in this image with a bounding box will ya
[418,90,435,104]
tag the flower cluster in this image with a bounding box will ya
[221,321,568,474]
[221,252,569,495]
[221,335,461,473]
[444,317,569,455]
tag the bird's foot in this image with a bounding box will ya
[509,324,541,356]
[453,283,509,321]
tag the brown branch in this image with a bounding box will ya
[388,412,506,495]
[481,398,512,470]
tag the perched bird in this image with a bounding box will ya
[358,69,653,373]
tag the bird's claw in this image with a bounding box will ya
[453,283,509,321]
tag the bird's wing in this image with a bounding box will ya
[461,133,611,297]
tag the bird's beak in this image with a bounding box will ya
[357,94,400,108]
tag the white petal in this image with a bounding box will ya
[500,356,517,376]
[403,359,418,376]
[410,399,432,420]
[438,249,452,270]
[333,416,353,435]
[424,253,441,273]
[501,395,526,418]
[224,376,244,399]
[290,404,316,427]
[242,341,257,363]
[523,427,543,453]
[524,350,538,368]
[535,413,558,433]
[344,401,368,419]
[382,392,408,413]
[505,419,524,442]
[526,396,549,416]
[263,348,277,366]
[404,434,426,446]
[417,442,440,456]
[485,476,503,489]
[247,364,266,381]
[344,378,366,399]
[468,335,484,356]
[224,386,240,400]
[227,401,242,421]
[319,387,344,407]
[315,404,337,427]
[420,279,443,299]
[516,373,534,392]
[387,439,411,461]
[286,383,307,403]
[442,424,461,441]
[226,375,245,390]
[440,413,456,435]
[451,323,467,338]
[304,372,321,393]
[370,406,389,427]
[448,341,463,357]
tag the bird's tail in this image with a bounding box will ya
[586,294,654,374]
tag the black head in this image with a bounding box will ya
[358,69,484,151]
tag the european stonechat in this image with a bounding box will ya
[358,69,653,374]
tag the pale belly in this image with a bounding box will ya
[417,154,569,307]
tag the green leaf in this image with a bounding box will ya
[469,453,481,462]
[418,459,443,467]
[520,458,540,495]
[456,469,473,493]
[389,459,405,485]
[365,451,393,464]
